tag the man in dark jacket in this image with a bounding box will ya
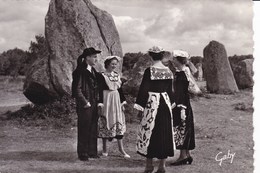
[72,47,102,161]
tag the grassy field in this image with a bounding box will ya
[0,76,254,173]
[0,76,29,110]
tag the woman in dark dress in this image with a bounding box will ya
[170,50,196,166]
[134,46,176,173]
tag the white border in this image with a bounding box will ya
[253,1,260,173]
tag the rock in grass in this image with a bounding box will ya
[203,40,239,94]
[233,59,254,89]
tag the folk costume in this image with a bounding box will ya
[134,66,176,159]
[98,71,127,139]
[172,66,195,150]
[72,47,101,160]
[172,50,196,151]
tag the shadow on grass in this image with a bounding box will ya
[28,169,142,173]
[0,151,77,162]
[0,151,145,173]
[0,150,145,165]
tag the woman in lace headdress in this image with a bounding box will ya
[170,50,196,166]
[97,56,130,159]
[134,46,176,173]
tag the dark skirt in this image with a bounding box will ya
[172,102,195,150]
[138,97,174,159]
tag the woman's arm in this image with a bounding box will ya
[167,79,176,109]
[184,67,201,95]
[118,87,127,104]
[97,73,106,106]
[134,68,150,112]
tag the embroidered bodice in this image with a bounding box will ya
[102,71,122,90]
[134,67,175,111]
[150,66,174,80]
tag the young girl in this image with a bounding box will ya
[98,56,130,158]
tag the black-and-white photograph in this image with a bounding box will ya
[0,0,257,172]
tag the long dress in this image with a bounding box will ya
[98,71,126,139]
[172,66,195,150]
[135,66,175,159]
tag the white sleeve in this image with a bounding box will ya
[184,67,201,94]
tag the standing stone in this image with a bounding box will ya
[24,0,123,104]
[203,41,239,94]
[233,59,254,89]
[195,63,203,81]
[23,57,57,104]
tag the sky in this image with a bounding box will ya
[0,0,254,56]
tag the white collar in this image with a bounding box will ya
[87,64,92,72]
[103,71,118,76]
[175,66,187,72]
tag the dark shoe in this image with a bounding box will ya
[155,168,166,173]
[89,155,100,159]
[170,157,193,166]
[78,155,89,161]
[143,166,154,173]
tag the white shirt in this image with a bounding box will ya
[86,64,92,72]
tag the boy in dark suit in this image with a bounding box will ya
[72,47,101,161]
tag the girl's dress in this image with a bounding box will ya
[134,66,175,159]
[172,66,195,150]
[98,71,126,139]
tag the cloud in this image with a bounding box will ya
[128,0,254,56]
[0,37,6,44]
[112,15,149,53]
[113,16,146,43]
[172,1,253,34]
[0,0,49,53]
[144,8,182,38]
[95,0,253,55]
[0,0,254,56]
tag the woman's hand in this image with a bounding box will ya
[180,108,186,120]
[121,105,125,112]
[84,102,91,108]
[121,101,127,112]
[171,102,176,109]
